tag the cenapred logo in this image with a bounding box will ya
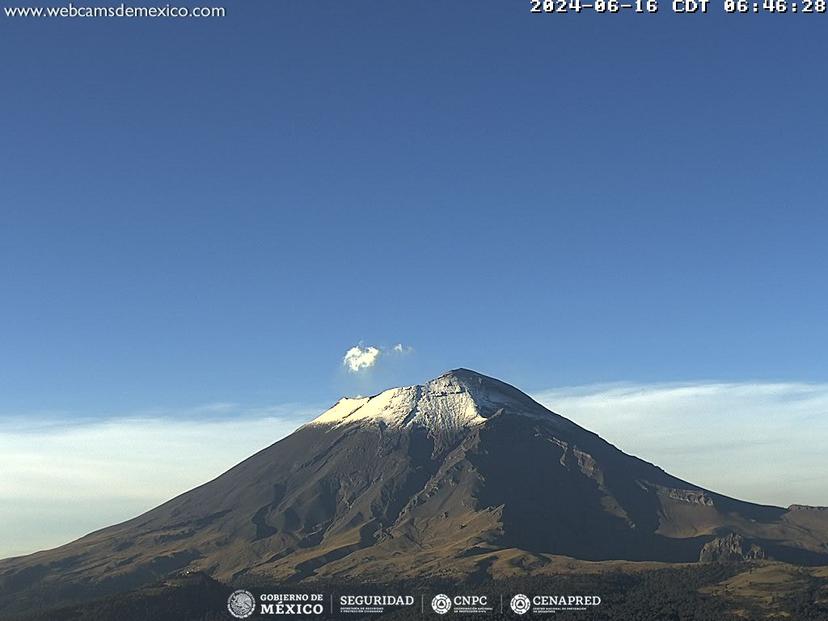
[227,589,256,619]
[431,593,452,615]
[511,593,602,615]
[510,593,531,615]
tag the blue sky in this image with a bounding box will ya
[1,1,828,555]
[2,4,827,412]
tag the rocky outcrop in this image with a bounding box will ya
[699,533,766,563]
[788,504,828,512]
[668,489,715,506]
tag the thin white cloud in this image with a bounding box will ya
[343,345,381,372]
[392,343,413,354]
[531,381,828,509]
[0,404,316,560]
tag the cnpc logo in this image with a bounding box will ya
[431,594,452,614]
[431,594,489,614]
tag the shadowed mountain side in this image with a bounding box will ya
[1,369,826,617]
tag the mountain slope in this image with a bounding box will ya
[1,369,826,615]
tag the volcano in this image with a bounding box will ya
[1,369,827,615]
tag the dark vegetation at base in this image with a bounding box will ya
[783,571,828,621]
[3,573,229,621]
[6,563,828,621]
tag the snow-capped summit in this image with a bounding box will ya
[309,368,561,431]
